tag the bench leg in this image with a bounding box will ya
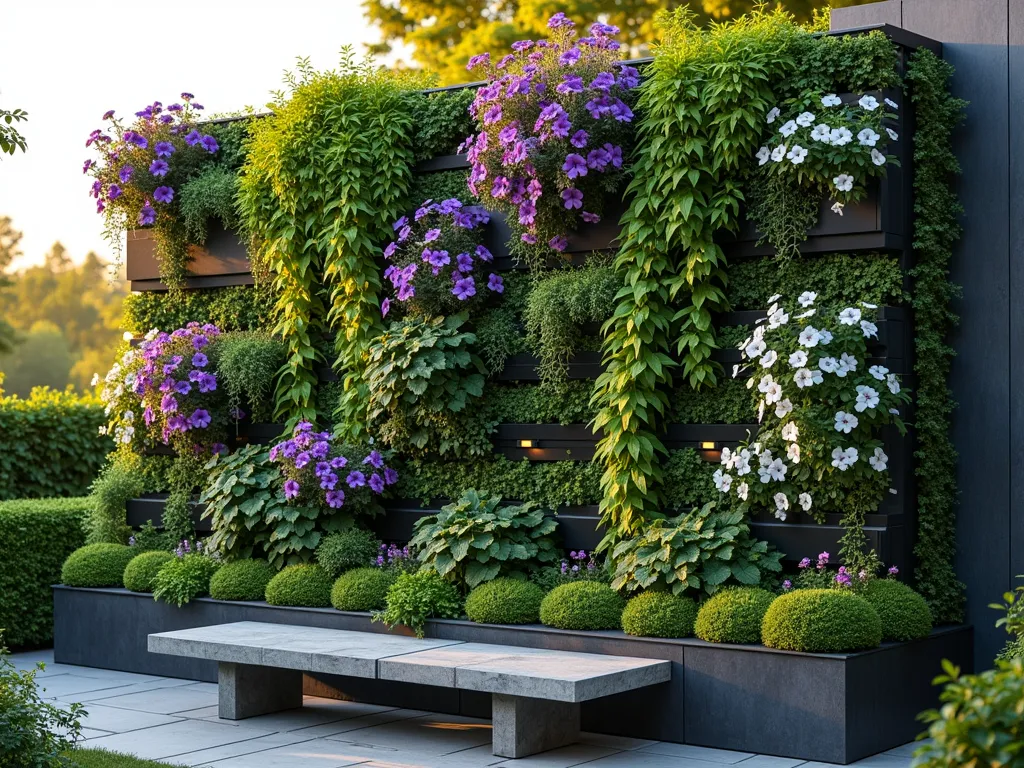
[218,662,303,720]
[491,693,580,758]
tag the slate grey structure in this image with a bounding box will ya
[148,621,670,758]
[831,0,1024,668]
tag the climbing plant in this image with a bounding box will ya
[906,48,966,623]
[239,50,426,428]
[592,8,801,543]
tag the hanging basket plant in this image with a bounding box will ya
[84,94,222,289]
[462,13,637,267]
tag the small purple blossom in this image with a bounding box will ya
[189,409,211,429]
[149,159,170,177]
[570,130,589,149]
[562,153,588,179]
[798,557,812,569]
[295,452,311,469]
[199,135,218,153]
[581,211,600,223]
[782,580,793,591]
[888,565,899,576]
[424,228,441,242]
[155,141,175,158]
[381,297,391,317]
[549,235,568,252]
[192,352,208,367]
[369,473,385,493]
[487,273,504,293]
[453,276,477,300]
[347,470,366,488]
[284,479,301,500]
[326,489,345,508]
[153,186,174,204]
[561,187,583,209]
[139,202,156,226]
[384,467,399,485]
[184,130,202,146]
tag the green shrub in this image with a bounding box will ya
[209,559,276,601]
[0,388,111,500]
[123,551,174,593]
[612,503,784,599]
[914,658,1024,768]
[0,497,88,647]
[761,589,882,652]
[152,554,221,608]
[122,286,274,335]
[60,543,134,588]
[410,489,559,590]
[87,453,172,545]
[694,587,776,644]
[410,88,475,162]
[862,579,933,641]
[539,581,625,631]
[374,570,463,638]
[331,567,397,612]
[211,331,287,423]
[622,592,698,638]
[465,578,545,625]
[993,577,1024,662]
[316,528,381,578]
[264,564,333,608]
[0,641,85,767]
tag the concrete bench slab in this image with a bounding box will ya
[148,621,671,759]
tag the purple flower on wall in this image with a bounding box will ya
[368,473,385,493]
[189,409,211,429]
[581,211,600,223]
[484,104,503,125]
[456,252,474,272]
[108,184,123,201]
[381,297,390,317]
[154,141,175,158]
[184,129,202,146]
[320,472,339,491]
[284,480,301,500]
[153,186,174,204]
[199,135,218,153]
[549,235,568,252]
[424,228,441,242]
[570,130,588,149]
[452,276,476,300]
[326,490,345,508]
[476,245,493,262]
[149,159,170,177]
[139,203,156,226]
[119,166,134,183]
[160,394,178,413]
[487,273,504,293]
[562,153,587,179]
[384,467,399,485]
[295,452,311,469]
[561,187,583,209]
[192,352,208,367]
[347,470,366,488]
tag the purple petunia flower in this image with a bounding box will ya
[491,176,510,198]
[192,334,208,350]
[316,461,331,477]
[556,75,584,95]
[590,72,616,92]
[166,415,187,433]
[311,441,330,459]
[559,48,581,66]
[326,489,345,508]
[119,165,134,183]
[511,40,533,52]
[155,141,175,158]
[498,124,518,145]
[888,565,899,576]
[330,456,348,470]
[108,184,123,201]
[475,245,493,262]
[521,232,538,244]
[561,187,583,209]
[383,242,397,259]
[150,159,170,177]
[189,409,211,429]
[184,130,202,146]
[467,52,490,70]
[581,211,600,223]
[393,215,408,232]
[424,228,441,242]
[362,450,384,469]
[284,479,301,500]
[125,131,148,149]
[384,467,399,485]
[320,472,339,491]
[487,273,504,293]
[159,115,174,124]
[562,153,588,179]
[199,135,219,153]
[154,186,174,203]
[102,110,115,120]
[548,12,574,29]
[549,235,569,252]
[175,380,192,395]
[83,159,94,174]
[197,372,217,393]
[281,441,297,458]
[295,452,311,469]
[483,104,503,126]
[798,557,811,569]
[347,470,366,488]
[160,394,178,413]
[570,130,589,150]
[139,202,157,226]
[452,276,476,300]
[369,473,385,493]
[192,352,208,367]
[782,579,793,590]
[381,297,390,317]
[456,252,473,273]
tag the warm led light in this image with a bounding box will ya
[700,441,716,450]
[518,439,535,448]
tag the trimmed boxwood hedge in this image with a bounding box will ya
[123,551,174,593]
[465,578,545,625]
[695,587,776,644]
[265,564,333,607]
[540,581,625,631]
[762,589,883,652]
[0,497,89,647]
[61,543,135,589]
[862,579,933,642]
[210,559,277,602]
[331,567,397,612]
[622,591,698,638]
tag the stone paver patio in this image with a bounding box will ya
[14,648,919,768]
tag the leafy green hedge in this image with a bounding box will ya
[121,286,275,334]
[0,497,89,647]
[0,389,111,500]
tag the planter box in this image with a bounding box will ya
[53,586,971,764]
[126,223,252,291]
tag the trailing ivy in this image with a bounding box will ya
[179,119,250,246]
[409,88,476,163]
[906,49,965,623]
[487,382,596,425]
[669,377,754,425]
[239,51,425,427]
[592,9,800,542]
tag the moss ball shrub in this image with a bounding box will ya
[209,559,276,601]
[315,528,381,578]
[123,551,174,593]
[264,564,333,607]
[60,543,135,588]
[539,581,625,631]
[622,592,698,638]
[695,587,776,644]
[465,578,545,625]
[862,579,933,641]
[762,589,883,652]
[331,567,397,612]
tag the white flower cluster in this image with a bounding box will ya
[757,92,898,200]
[97,331,156,445]
[717,292,909,522]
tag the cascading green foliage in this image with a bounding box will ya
[238,50,426,428]
[592,9,800,542]
[906,49,966,623]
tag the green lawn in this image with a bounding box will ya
[69,749,175,768]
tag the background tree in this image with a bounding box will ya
[0,216,21,354]
[0,100,28,156]
[364,0,872,85]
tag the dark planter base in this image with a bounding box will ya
[54,586,971,764]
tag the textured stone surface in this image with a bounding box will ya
[492,694,580,758]
[219,662,303,720]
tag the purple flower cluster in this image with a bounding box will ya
[374,543,413,570]
[462,15,636,252]
[558,549,599,575]
[132,323,227,451]
[83,93,217,227]
[270,423,398,510]
[383,199,503,314]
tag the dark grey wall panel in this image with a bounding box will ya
[1011,0,1024,617]
[831,1,902,29]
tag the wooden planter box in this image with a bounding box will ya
[126,223,252,291]
[53,586,972,764]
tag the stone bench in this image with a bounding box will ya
[148,621,670,758]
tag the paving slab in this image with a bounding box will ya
[199,696,398,733]
[199,738,376,767]
[490,741,620,766]
[83,718,276,760]
[33,674,140,700]
[85,681,220,714]
[580,752,740,768]
[68,677,200,703]
[580,732,660,751]
[324,713,493,758]
[640,742,755,764]
[162,732,320,767]
[57,700,184,733]
[296,707,432,739]
[734,756,806,768]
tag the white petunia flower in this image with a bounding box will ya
[871,148,887,166]
[775,398,793,418]
[884,97,899,110]
[756,146,771,166]
[822,93,842,107]
[761,350,779,368]
[746,338,767,359]
[798,291,817,307]
[861,320,879,338]
[834,410,859,433]
[779,120,798,137]
[831,446,859,471]
[833,173,854,192]
[869,365,889,380]
[768,458,788,482]
[799,492,813,511]
[767,106,781,124]
[782,422,800,442]
[768,308,790,329]
[795,309,816,320]
[121,426,135,444]
[811,369,824,385]
[839,307,862,325]
[774,493,790,520]
[831,201,846,216]
[861,301,879,309]
[886,127,899,141]
[859,94,880,110]
[734,450,752,476]
[720,446,733,467]
[787,145,809,164]
[890,408,900,416]
[855,385,880,412]
[869,447,889,472]
[796,111,816,127]
[857,128,880,147]
[771,144,787,162]
[819,329,833,345]
[886,373,901,395]
[768,294,782,303]
[811,124,832,142]
[767,302,779,315]
[98,426,107,436]
[798,327,822,347]
[787,443,801,464]
[758,399,766,423]
[818,356,839,373]
[736,482,749,502]
[753,324,766,341]
[764,381,783,405]
[732,364,741,379]
[830,127,853,146]
[839,352,859,375]
[714,469,733,492]
[794,368,814,388]
[757,374,775,393]
[789,350,808,368]
[123,410,134,422]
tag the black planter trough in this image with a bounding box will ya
[53,586,971,764]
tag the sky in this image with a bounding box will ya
[0,0,401,274]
